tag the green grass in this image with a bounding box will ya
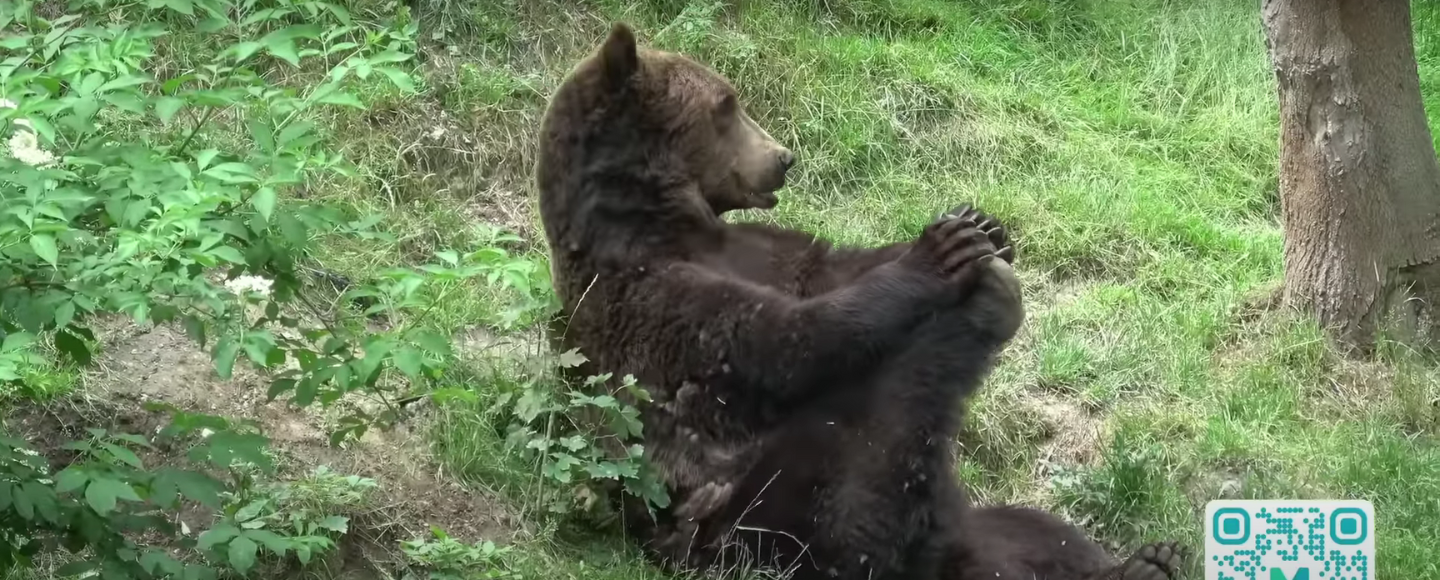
[269,0,1440,576]
[14,0,1440,577]
[397,1,1440,576]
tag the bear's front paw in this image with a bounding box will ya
[903,217,995,289]
[934,204,1014,265]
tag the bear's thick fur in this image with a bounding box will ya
[536,22,1185,580]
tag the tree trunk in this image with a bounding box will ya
[1262,0,1440,351]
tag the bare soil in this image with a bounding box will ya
[4,315,521,577]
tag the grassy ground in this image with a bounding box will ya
[11,0,1440,578]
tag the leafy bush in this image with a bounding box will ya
[0,0,673,575]
[198,466,377,573]
[0,412,269,576]
[400,526,520,580]
[493,350,671,517]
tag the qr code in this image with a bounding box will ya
[1205,500,1374,580]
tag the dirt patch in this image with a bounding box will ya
[6,315,521,575]
[1029,394,1104,469]
[960,385,1106,496]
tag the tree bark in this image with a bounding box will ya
[1262,0,1440,350]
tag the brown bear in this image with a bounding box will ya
[535,22,1185,580]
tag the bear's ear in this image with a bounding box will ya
[599,22,639,85]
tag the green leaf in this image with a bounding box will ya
[542,453,579,483]
[184,315,207,348]
[76,71,104,95]
[234,498,268,522]
[265,347,286,368]
[162,73,197,94]
[206,218,249,240]
[140,551,183,576]
[29,233,58,266]
[293,377,317,406]
[267,39,300,67]
[1,332,34,353]
[102,442,143,469]
[244,529,289,556]
[84,478,140,515]
[294,544,312,565]
[393,346,423,378]
[195,148,220,169]
[277,212,307,246]
[113,433,151,448]
[213,336,240,379]
[276,120,313,147]
[228,535,257,574]
[378,67,416,93]
[12,482,32,519]
[171,470,223,509]
[97,74,152,94]
[316,91,365,109]
[247,118,274,153]
[103,91,148,114]
[558,348,588,369]
[560,435,588,452]
[266,378,296,401]
[54,329,91,365]
[54,468,89,493]
[266,23,322,42]
[322,337,347,355]
[251,186,276,222]
[197,524,239,550]
[72,95,99,120]
[242,338,271,367]
[183,563,217,580]
[198,16,228,33]
[316,515,348,534]
[205,161,257,184]
[151,469,180,508]
[210,245,247,264]
[54,301,76,328]
[413,330,451,357]
[231,41,264,62]
[585,461,624,479]
[324,2,351,24]
[154,96,184,123]
[625,476,671,510]
[24,116,55,143]
[164,0,194,16]
[122,200,151,227]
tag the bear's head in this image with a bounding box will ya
[538,23,795,219]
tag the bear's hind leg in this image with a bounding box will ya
[700,219,1026,580]
[1082,542,1187,580]
[795,259,1030,580]
[945,505,1187,580]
